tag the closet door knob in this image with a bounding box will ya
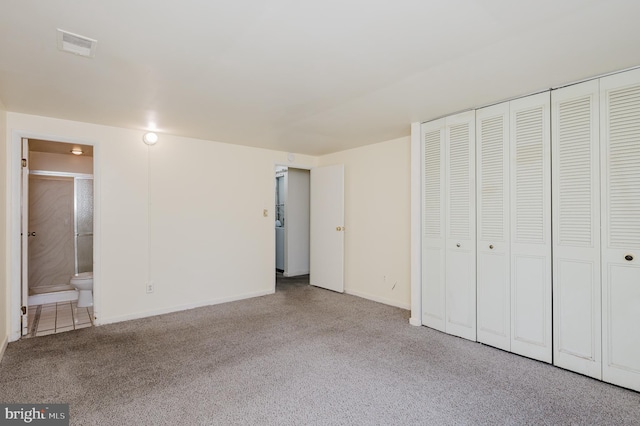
[489,244,494,249]
[625,254,634,262]
[456,243,461,248]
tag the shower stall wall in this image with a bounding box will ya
[28,172,93,304]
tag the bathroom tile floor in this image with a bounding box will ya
[26,301,94,337]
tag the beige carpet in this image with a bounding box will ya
[0,274,638,425]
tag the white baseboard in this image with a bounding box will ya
[344,288,410,310]
[409,317,422,326]
[98,288,275,326]
[0,334,8,364]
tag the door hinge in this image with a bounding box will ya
[21,305,27,315]
[21,158,27,168]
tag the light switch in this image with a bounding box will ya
[263,209,268,217]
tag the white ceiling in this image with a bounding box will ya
[1,0,639,155]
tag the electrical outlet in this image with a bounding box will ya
[146,281,154,294]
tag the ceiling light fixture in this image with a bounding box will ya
[70,148,84,155]
[143,132,158,145]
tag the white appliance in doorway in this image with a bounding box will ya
[275,171,286,271]
[275,228,285,271]
[275,167,311,276]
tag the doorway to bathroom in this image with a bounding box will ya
[21,139,95,337]
[275,166,310,285]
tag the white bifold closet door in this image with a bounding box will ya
[422,111,476,341]
[477,93,552,361]
[445,111,476,341]
[552,80,602,379]
[600,68,640,392]
[509,92,552,363]
[476,102,511,351]
[421,118,446,332]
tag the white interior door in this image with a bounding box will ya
[421,118,446,332]
[444,110,476,341]
[510,92,552,363]
[20,138,29,336]
[552,80,602,379]
[476,102,510,351]
[310,164,344,293]
[601,68,640,392]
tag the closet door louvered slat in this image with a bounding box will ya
[476,102,510,351]
[552,80,601,379]
[445,110,476,341]
[601,69,640,392]
[510,92,552,363]
[421,118,446,332]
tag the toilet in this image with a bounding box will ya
[70,272,93,308]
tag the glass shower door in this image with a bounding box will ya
[75,178,93,274]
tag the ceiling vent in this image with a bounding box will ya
[56,29,97,58]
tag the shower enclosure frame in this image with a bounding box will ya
[73,175,94,275]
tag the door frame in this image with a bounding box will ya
[9,131,100,341]
[272,162,312,294]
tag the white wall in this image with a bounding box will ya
[30,151,93,174]
[3,111,410,344]
[5,112,317,332]
[318,137,411,309]
[0,101,8,358]
[284,168,310,277]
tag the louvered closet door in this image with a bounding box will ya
[552,80,601,379]
[445,110,476,341]
[421,118,446,332]
[600,69,640,392]
[510,92,552,363]
[476,102,510,351]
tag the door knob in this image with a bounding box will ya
[456,243,461,248]
[336,226,342,231]
[625,254,634,262]
[489,244,494,249]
